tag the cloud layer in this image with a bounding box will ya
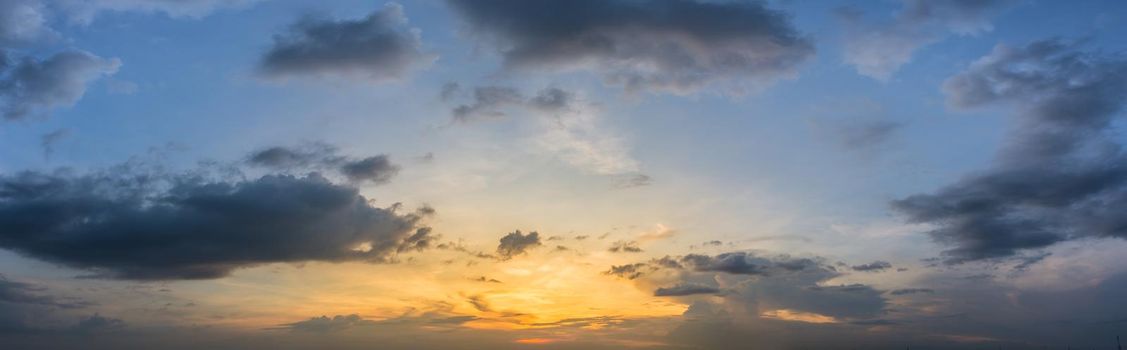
[0,50,120,120]
[894,40,1127,263]
[447,0,813,94]
[259,3,435,82]
[838,0,1017,80]
[0,150,432,280]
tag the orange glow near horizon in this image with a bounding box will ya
[760,309,837,324]
[514,337,564,344]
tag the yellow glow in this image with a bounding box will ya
[514,337,563,344]
[760,309,837,324]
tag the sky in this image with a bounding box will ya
[1,0,1127,349]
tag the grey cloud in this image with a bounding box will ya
[54,0,262,24]
[528,87,572,112]
[496,230,541,259]
[838,0,1018,80]
[447,0,813,94]
[654,283,721,297]
[279,314,374,333]
[0,275,90,310]
[604,263,649,280]
[851,261,893,272]
[888,288,934,296]
[450,85,573,122]
[40,128,70,159]
[339,156,400,184]
[0,159,435,280]
[829,120,903,150]
[607,240,642,253]
[247,144,400,185]
[0,0,56,46]
[246,143,342,169]
[0,50,120,120]
[452,86,524,122]
[893,40,1127,263]
[613,174,653,189]
[438,82,461,101]
[617,251,887,324]
[607,252,823,279]
[71,314,124,334]
[259,3,435,82]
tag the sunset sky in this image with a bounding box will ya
[2,0,1127,349]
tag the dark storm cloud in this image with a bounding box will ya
[837,0,1018,80]
[0,161,435,280]
[893,39,1127,263]
[851,261,892,272]
[246,144,401,185]
[0,50,120,120]
[449,85,574,122]
[496,230,541,259]
[607,240,642,253]
[258,3,435,81]
[653,283,720,297]
[446,0,813,94]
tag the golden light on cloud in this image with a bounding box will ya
[760,309,837,324]
[514,337,564,344]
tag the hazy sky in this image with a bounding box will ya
[2,0,1127,349]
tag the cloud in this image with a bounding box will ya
[612,251,887,329]
[40,128,70,159]
[888,288,934,295]
[446,0,813,94]
[54,0,263,24]
[246,144,400,184]
[339,156,400,184]
[892,39,1127,263]
[0,0,56,46]
[446,85,642,176]
[606,252,824,279]
[613,174,652,188]
[278,314,374,333]
[0,156,435,280]
[826,119,903,150]
[246,143,342,169]
[71,314,124,334]
[496,230,541,259]
[258,3,435,82]
[451,86,525,122]
[449,85,574,123]
[0,275,90,309]
[637,223,675,241]
[850,261,893,272]
[654,283,720,297]
[0,50,120,120]
[837,0,1018,80]
[607,240,642,253]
